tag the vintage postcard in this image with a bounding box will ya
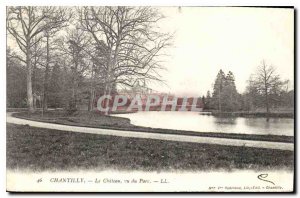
[6,6,294,192]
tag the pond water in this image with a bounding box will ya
[112,111,294,136]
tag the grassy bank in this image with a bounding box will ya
[6,108,28,112]
[211,111,294,118]
[14,110,133,127]
[6,124,294,171]
[12,111,294,143]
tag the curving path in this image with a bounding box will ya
[6,113,294,151]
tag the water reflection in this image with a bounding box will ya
[112,111,294,136]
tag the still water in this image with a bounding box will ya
[113,111,294,136]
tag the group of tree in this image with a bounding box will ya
[210,70,240,112]
[7,6,172,114]
[202,61,294,113]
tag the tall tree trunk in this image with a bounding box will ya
[264,72,270,115]
[265,89,270,114]
[103,80,109,115]
[32,54,37,109]
[265,92,270,122]
[104,49,113,115]
[89,68,95,111]
[88,89,94,111]
[26,39,35,113]
[71,53,78,110]
[43,35,50,111]
[104,84,112,115]
[104,39,120,115]
[218,87,222,112]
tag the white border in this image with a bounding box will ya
[0,0,298,197]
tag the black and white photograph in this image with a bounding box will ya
[5,5,295,192]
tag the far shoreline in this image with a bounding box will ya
[210,111,294,119]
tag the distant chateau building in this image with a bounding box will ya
[131,79,153,95]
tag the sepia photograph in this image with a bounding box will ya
[5,5,294,192]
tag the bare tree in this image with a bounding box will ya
[84,41,108,111]
[31,37,45,108]
[79,6,172,114]
[252,60,282,114]
[57,28,91,110]
[40,8,71,110]
[7,6,70,112]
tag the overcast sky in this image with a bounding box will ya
[150,7,294,96]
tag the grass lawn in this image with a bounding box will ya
[7,123,294,172]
